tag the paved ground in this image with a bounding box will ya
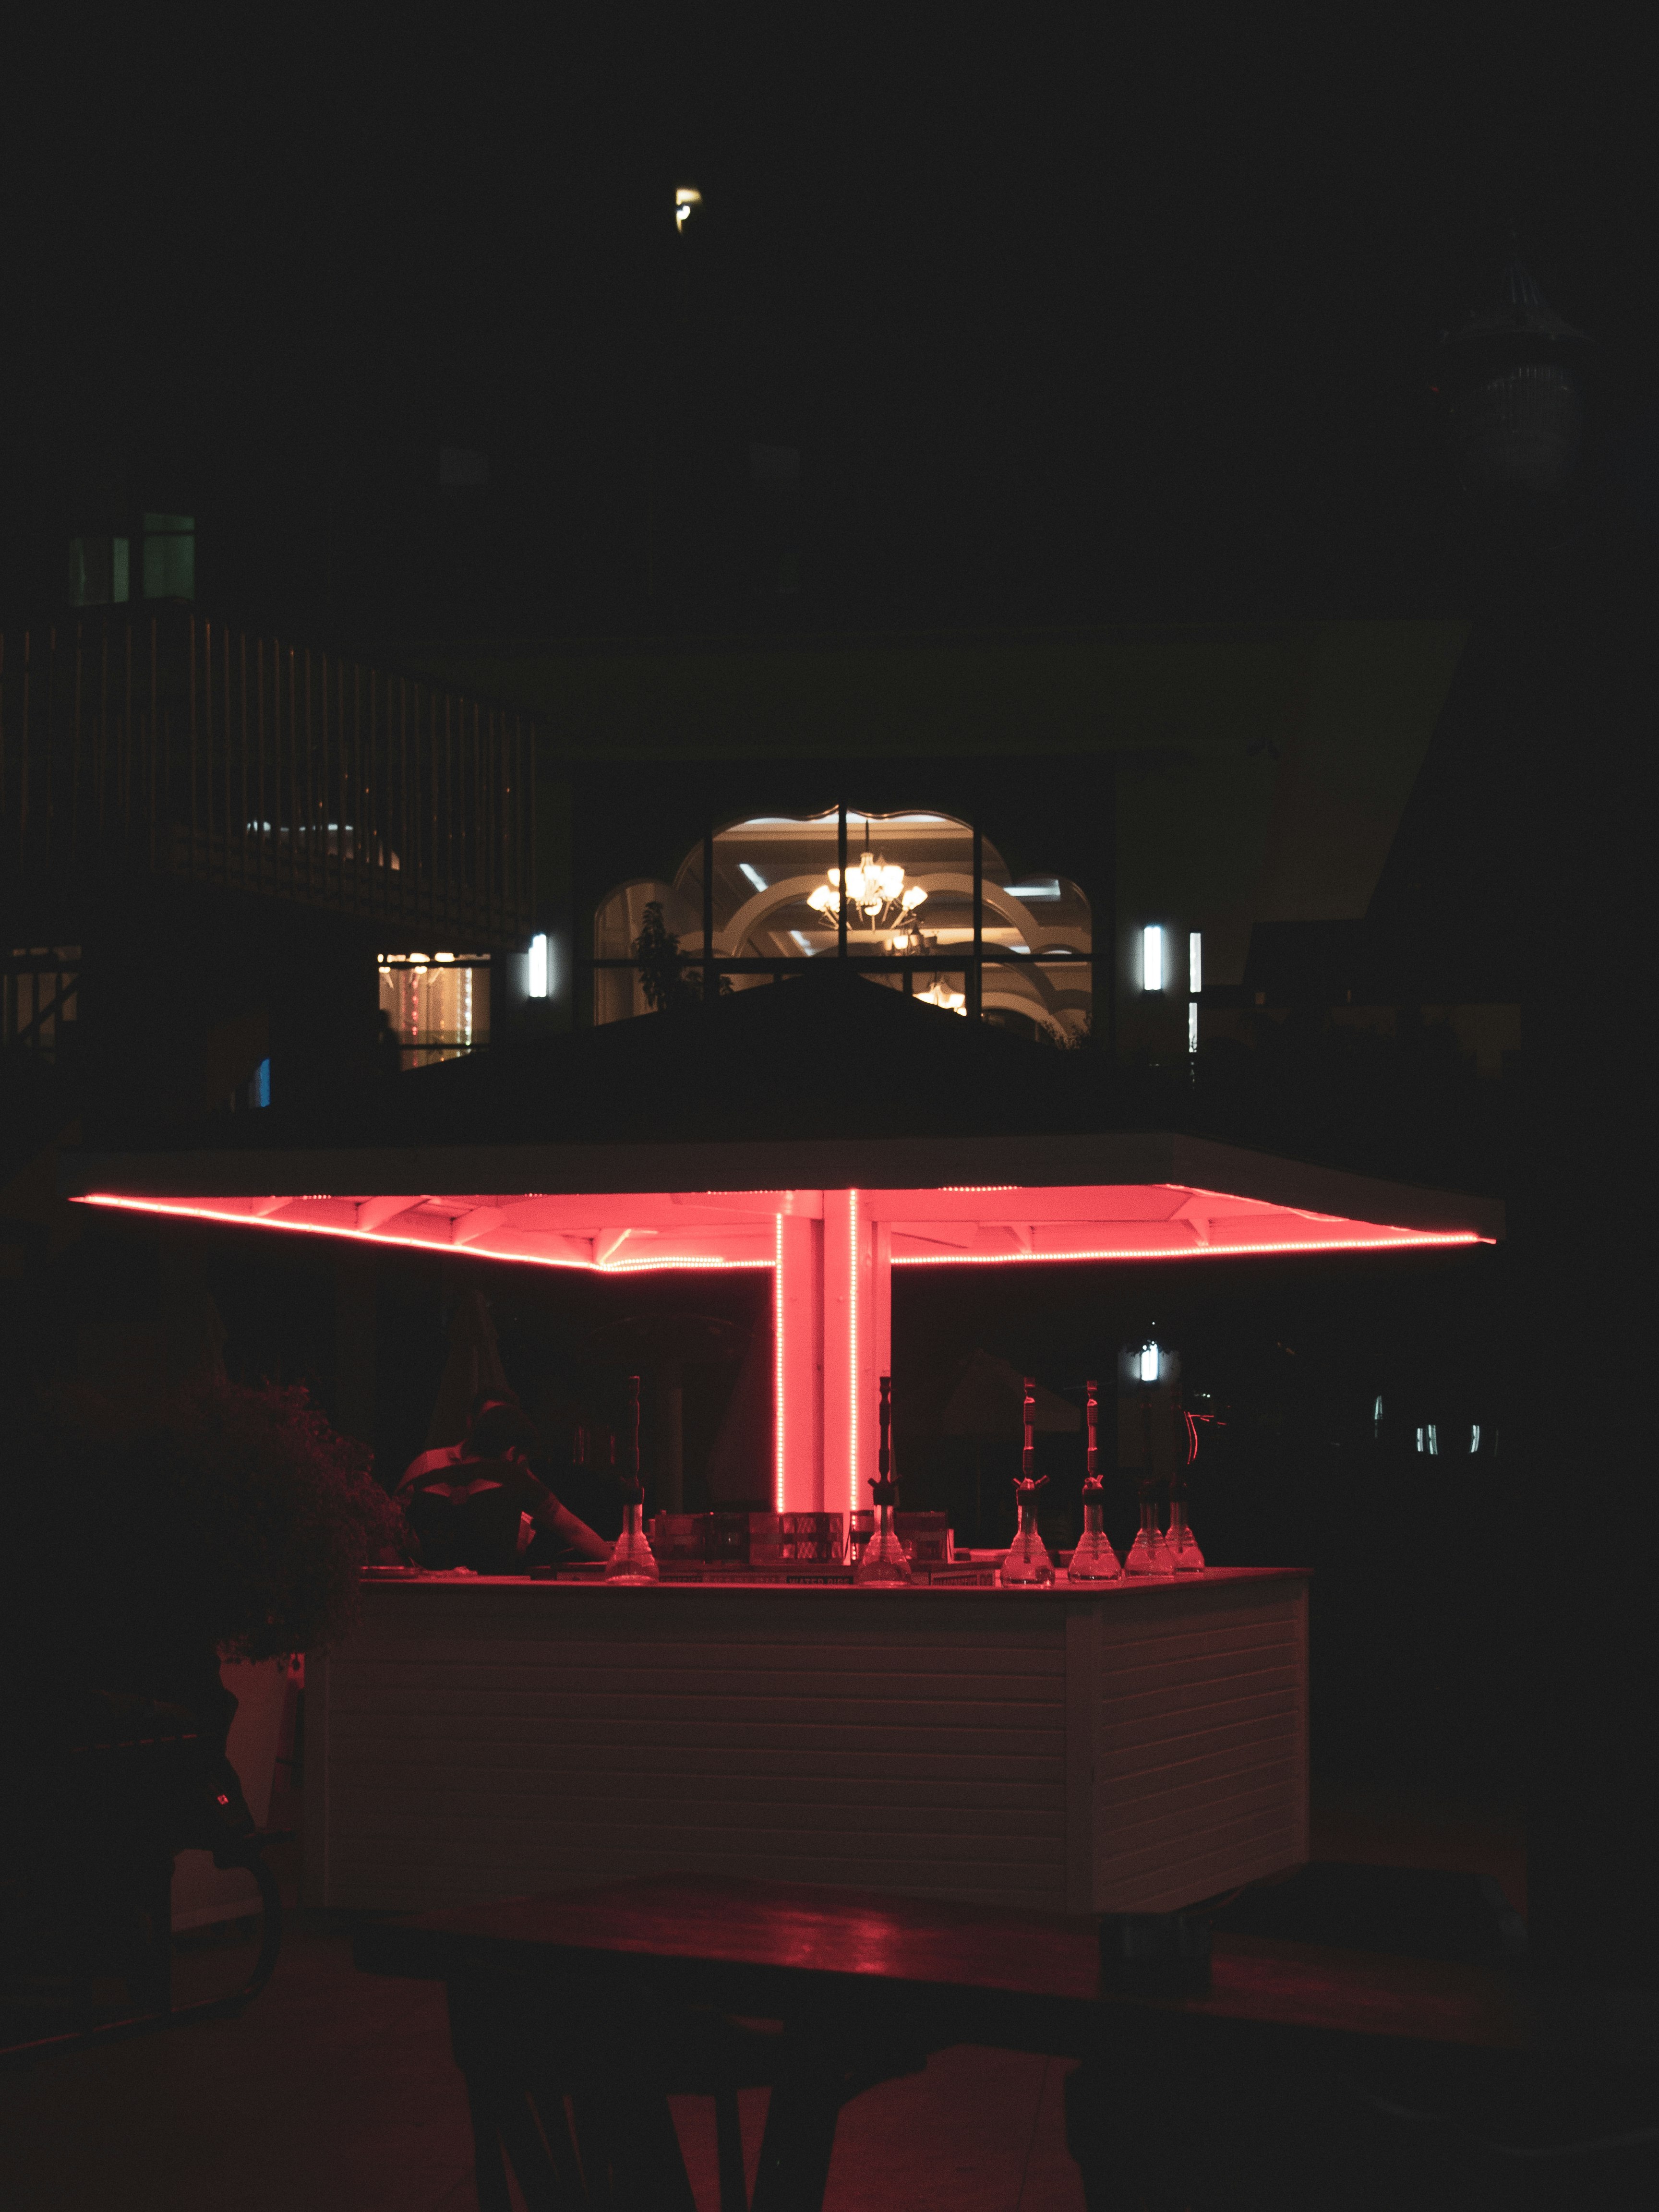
[1,1786,1523,2212]
[1,1914,1082,2212]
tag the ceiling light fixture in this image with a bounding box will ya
[807,821,927,930]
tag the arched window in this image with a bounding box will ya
[593,808,1091,1036]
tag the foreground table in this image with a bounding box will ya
[311,1568,1308,1916]
[355,1871,1549,2211]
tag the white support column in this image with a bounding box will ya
[820,1188,872,1521]
[817,1191,891,1523]
[774,1212,824,1512]
[821,1189,854,1523]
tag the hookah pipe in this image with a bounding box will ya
[1015,1375,1049,1506]
[1165,1403,1205,1571]
[604,1372,660,1582]
[1121,1373,1171,1576]
[1171,1410,1199,1493]
[1071,1375,1122,1579]
[870,1373,897,1505]
[618,1374,643,1503]
[855,1374,911,1579]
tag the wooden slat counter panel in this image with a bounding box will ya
[1092,1579,1309,1910]
[306,1574,1307,1915]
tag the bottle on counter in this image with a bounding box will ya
[855,1376,914,1585]
[1066,1378,1122,1583]
[605,1375,660,1584]
[998,1377,1056,1587]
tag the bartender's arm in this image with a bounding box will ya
[534,1490,610,1560]
[505,1449,610,1560]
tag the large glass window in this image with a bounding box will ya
[592,808,1091,1038]
[378,952,490,1070]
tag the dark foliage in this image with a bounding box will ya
[631,900,732,1012]
[2,1380,404,1693]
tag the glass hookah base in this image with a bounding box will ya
[1065,1537,1122,1582]
[998,1543,1056,1587]
[605,1537,660,1583]
[854,1534,913,1585]
[1123,1533,1173,1577]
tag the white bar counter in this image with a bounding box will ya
[304,1570,1307,1916]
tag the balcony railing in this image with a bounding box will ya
[1,609,535,944]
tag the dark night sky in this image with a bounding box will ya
[4,12,1654,637]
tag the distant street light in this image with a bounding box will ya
[1141,924,1164,992]
[674,186,702,234]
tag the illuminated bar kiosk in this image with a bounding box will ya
[65,979,1501,1917]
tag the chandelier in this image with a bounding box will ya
[807,824,927,930]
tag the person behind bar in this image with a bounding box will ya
[401,1403,610,1573]
[396,1390,514,1500]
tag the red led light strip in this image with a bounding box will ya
[847,1187,861,1520]
[891,1231,1488,1265]
[774,1214,787,1513]
[80,1195,1487,1276]
[76,1195,771,1274]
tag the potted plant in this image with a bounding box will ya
[1,1380,400,2032]
[6,1377,401,1719]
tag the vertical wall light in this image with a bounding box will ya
[1142,926,1164,993]
[820,1190,866,1526]
[1187,930,1202,1057]
[774,1215,787,1513]
[847,1187,861,1518]
[527,933,551,999]
[1138,1341,1161,1383]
